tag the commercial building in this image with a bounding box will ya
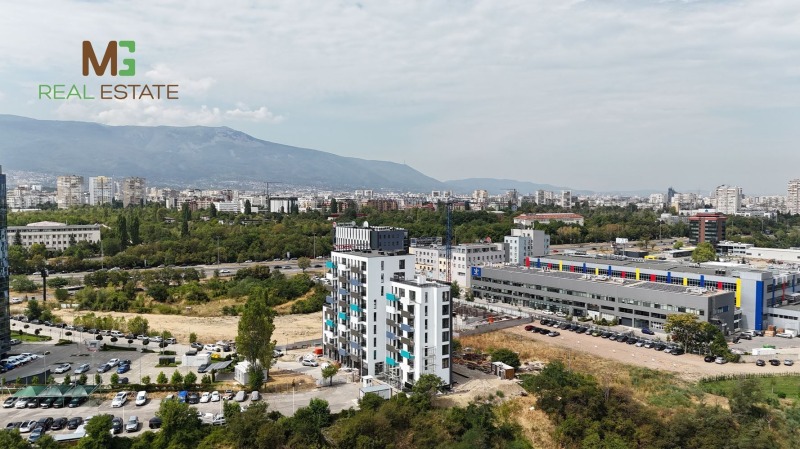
[333,222,408,252]
[8,221,101,251]
[688,212,727,245]
[56,175,84,209]
[513,213,585,227]
[561,190,573,209]
[0,166,9,355]
[410,242,505,288]
[504,229,550,264]
[322,250,452,389]
[789,179,800,215]
[88,176,114,205]
[471,264,737,332]
[121,177,146,207]
[473,254,800,333]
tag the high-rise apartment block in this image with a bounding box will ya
[504,229,550,264]
[0,166,10,354]
[56,175,85,209]
[789,179,800,215]
[561,190,573,209]
[714,185,741,215]
[322,250,452,389]
[121,177,147,207]
[88,176,114,205]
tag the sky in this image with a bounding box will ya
[2,0,800,194]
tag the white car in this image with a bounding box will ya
[210,391,220,402]
[111,392,128,408]
[10,297,22,304]
[199,392,211,403]
[135,391,147,406]
[302,359,319,367]
[107,358,120,367]
[74,363,90,374]
[19,420,36,433]
[53,363,71,374]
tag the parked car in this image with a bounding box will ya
[223,390,234,400]
[135,391,147,406]
[756,359,766,366]
[19,420,37,433]
[703,355,715,363]
[199,392,211,403]
[68,397,86,408]
[74,363,91,374]
[148,417,163,429]
[125,416,140,433]
[36,416,54,431]
[50,417,69,431]
[97,364,111,373]
[715,356,728,364]
[187,392,200,404]
[53,363,71,374]
[250,391,261,401]
[28,428,45,443]
[234,390,246,402]
[40,397,56,408]
[67,417,83,430]
[111,391,128,408]
[3,396,17,408]
[210,391,220,402]
[785,359,795,366]
[117,364,130,374]
[641,328,655,335]
[111,417,123,434]
[302,359,319,367]
[769,359,782,366]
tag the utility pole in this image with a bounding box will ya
[216,237,220,265]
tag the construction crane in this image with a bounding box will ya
[263,181,283,212]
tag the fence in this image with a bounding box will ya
[457,316,533,337]
[699,372,800,384]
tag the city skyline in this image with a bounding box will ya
[3,1,800,192]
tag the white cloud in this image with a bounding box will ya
[54,99,283,126]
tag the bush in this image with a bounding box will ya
[142,375,151,385]
[110,373,119,385]
[170,370,184,386]
[157,372,168,384]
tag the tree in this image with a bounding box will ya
[78,373,88,385]
[692,242,717,263]
[244,199,252,215]
[117,215,129,249]
[411,374,443,411]
[157,371,168,384]
[78,414,113,449]
[329,198,338,214]
[491,348,521,369]
[11,275,37,292]
[181,202,191,238]
[13,229,22,246]
[236,296,276,382]
[54,288,70,302]
[189,332,198,344]
[148,283,170,302]
[94,373,102,385]
[110,373,119,385]
[154,398,203,449]
[171,370,184,386]
[127,316,149,336]
[321,363,339,386]
[297,257,311,272]
[673,240,684,250]
[450,280,461,300]
[210,203,217,218]
[26,298,43,320]
[184,371,197,388]
[130,215,141,245]
[664,313,702,351]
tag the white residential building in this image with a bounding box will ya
[504,229,550,264]
[269,197,298,214]
[121,177,147,207]
[561,190,573,209]
[789,179,800,215]
[8,221,101,251]
[88,176,114,205]
[714,185,741,215]
[56,175,84,209]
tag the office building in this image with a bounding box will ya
[8,221,101,251]
[269,197,298,214]
[714,185,742,215]
[689,212,727,245]
[473,253,800,334]
[410,242,505,288]
[321,250,451,389]
[504,229,550,264]
[333,222,408,252]
[789,179,800,215]
[88,176,114,205]
[56,175,84,209]
[0,166,9,355]
[121,177,146,207]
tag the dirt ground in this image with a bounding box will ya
[47,308,322,346]
[491,325,800,382]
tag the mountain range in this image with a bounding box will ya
[0,115,658,195]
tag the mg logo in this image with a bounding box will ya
[82,40,136,76]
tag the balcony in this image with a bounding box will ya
[401,337,414,348]
[386,318,396,327]
[325,296,334,305]
[400,309,413,320]
[386,344,398,354]
[386,293,398,302]
[351,265,363,275]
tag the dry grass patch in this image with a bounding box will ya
[503,396,559,449]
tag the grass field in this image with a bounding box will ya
[700,373,800,399]
[14,332,52,342]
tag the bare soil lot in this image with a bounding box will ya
[49,308,322,345]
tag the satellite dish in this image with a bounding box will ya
[363,221,369,228]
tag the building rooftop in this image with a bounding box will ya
[514,213,584,220]
[483,265,731,298]
[535,254,779,276]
